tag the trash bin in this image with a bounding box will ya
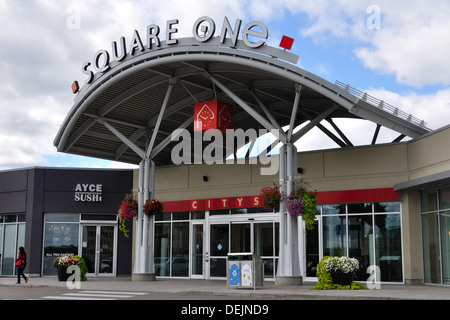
[227,253,264,290]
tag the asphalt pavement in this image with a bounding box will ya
[1,276,450,300]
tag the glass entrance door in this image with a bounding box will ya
[305,219,320,278]
[82,225,116,276]
[207,220,279,279]
[191,222,204,278]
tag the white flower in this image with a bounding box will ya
[323,256,359,273]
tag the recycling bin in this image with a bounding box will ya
[226,253,264,290]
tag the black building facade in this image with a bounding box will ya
[0,167,133,277]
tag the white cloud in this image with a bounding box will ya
[0,0,449,171]
[364,88,450,130]
[280,0,450,88]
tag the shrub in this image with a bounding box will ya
[73,255,88,281]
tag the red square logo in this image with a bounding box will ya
[194,100,233,133]
[71,81,80,94]
[279,36,294,50]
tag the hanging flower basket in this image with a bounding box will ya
[285,189,318,230]
[118,194,137,238]
[260,185,284,211]
[143,199,163,216]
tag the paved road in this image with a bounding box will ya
[0,286,271,301]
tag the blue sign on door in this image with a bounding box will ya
[229,263,240,286]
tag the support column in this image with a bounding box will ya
[132,159,156,281]
[276,143,302,285]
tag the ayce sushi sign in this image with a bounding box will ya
[74,183,103,202]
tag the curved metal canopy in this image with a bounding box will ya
[54,37,431,166]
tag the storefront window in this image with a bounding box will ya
[171,222,189,277]
[440,188,450,210]
[348,215,373,280]
[421,187,450,285]
[323,215,347,257]
[375,214,402,282]
[42,214,80,276]
[422,191,438,212]
[440,211,450,285]
[154,223,171,276]
[321,202,402,283]
[422,212,441,284]
[0,214,26,276]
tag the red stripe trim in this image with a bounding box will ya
[161,188,399,212]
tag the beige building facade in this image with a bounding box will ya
[139,125,450,285]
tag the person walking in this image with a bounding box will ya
[15,246,28,284]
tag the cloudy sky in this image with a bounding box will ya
[1,0,449,170]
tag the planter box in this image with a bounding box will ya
[330,270,355,286]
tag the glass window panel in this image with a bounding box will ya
[254,223,274,257]
[375,214,403,282]
[210,224,229,256]
[18,214,26,223]
[440,211,450,284]
[43,222,79,276]
[209,209,230,216]
[173,211,190,221]
[210,258,226,277]
[45,213,79,222]
[171,222,189,277]
[192,211,205,220]
[375,202,401,213]
[154,223,171,276]
[231,223,251,253]
[422,191,438,212]
[322,204,345,215]
[440,188,450,210]
[4,215,17,223]
[305,220,319,277]
[348,215,373,281]
[17,224,25,250]
[0,225,3,274]
[82,226,97,274]
[231,208,247,215]
[348,203,372,214]
[155,212,170,221]
[262,258,275,277]
[323,216,347,257]
[422,212,441,284]
[1,224,16,275]
[99,226,114,274]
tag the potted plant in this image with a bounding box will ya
[143,199,163,216]
[118,194,137,237]
[260,184,284,211]
[52,254,81,282]
[323,256,359,286]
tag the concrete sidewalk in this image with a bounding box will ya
[1,276,450,300]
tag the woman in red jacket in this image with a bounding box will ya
[15,246,28,284]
